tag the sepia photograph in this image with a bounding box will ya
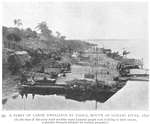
[2,1,149,111]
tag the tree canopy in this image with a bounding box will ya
[35,21,52,35]
[3,20,94,53]
[14,19,23,28]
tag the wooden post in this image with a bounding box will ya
[141,58,143,69]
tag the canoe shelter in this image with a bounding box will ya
[120,58,143,66]
[45,68,60,74]
[102,48,112,54]
[129,69,149,76]
[26,72,56,85]
[117,58,144,76]
[72,52,80,58]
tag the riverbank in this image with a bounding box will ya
[86,39,149,69]
[2,47,120,99]
[3,48,122,110]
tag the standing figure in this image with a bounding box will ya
[21,71,27,85]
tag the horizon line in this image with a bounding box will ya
[66,38,147,41]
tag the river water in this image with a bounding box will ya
[2,40,148,110]
[3,45,132,110]
[86,39,149,69]
[2,84,114,110]
[3,65,116,110]
[3,93,101,110]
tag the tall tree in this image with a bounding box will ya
[14,19,23,28]
[32,30,38,38]
[2,26,8,38]
[56,31,61,38]
[60,36,66,41]
[35,21,52,35]
[25,27,32,37]
[35,21,53,44]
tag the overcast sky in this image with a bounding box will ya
[2,2,148,40]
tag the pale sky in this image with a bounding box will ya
[2,2,148,40]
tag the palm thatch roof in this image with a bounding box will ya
[121,58,143,65]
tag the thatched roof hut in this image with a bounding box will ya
[121,58,143,66]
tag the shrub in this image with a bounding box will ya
[6,33,21,42]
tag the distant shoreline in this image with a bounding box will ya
[67,39,148,41]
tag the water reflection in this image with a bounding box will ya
[18,87,115,103]
[2,98,8,105]
[2,82,126,110]
[12,94,19,99]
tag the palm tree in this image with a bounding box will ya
[56,31,61,38]
[35,21,53,45]
[123,50,130,58]
[14,19,23,28]
[35,21,52,35]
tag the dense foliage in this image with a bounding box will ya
[3,20,94,53]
